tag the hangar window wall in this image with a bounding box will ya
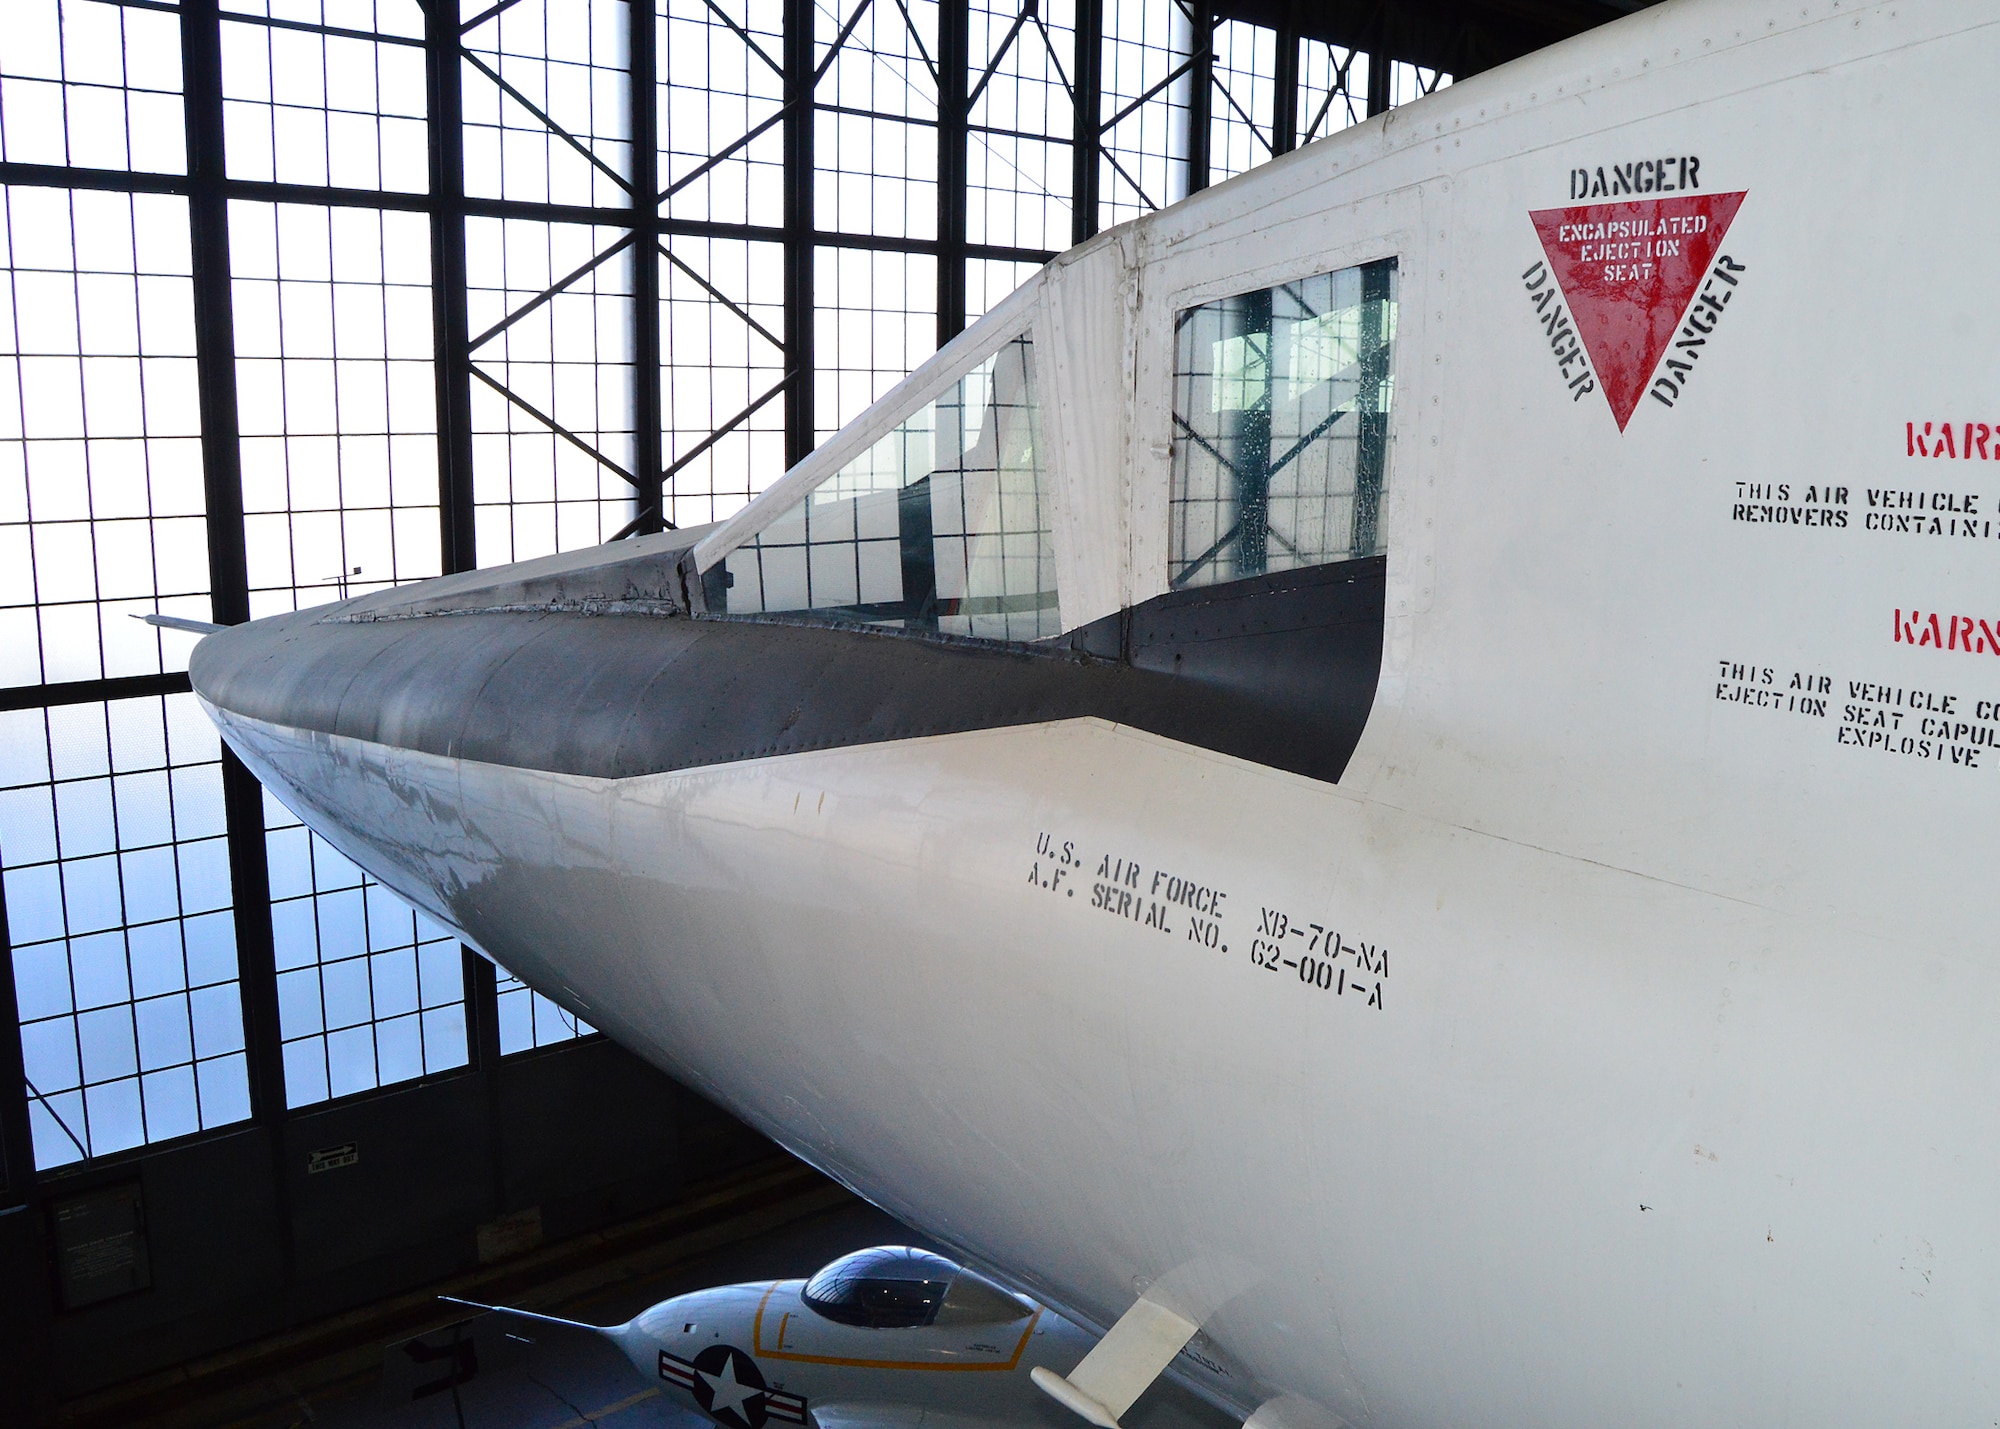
[262,792,469,1107]
[2,695,245,1169]
[0,185,209,689]
[0,0,1443,1183]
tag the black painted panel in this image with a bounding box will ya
[13,1040,741,1410]
[282,1075,495,1284]
[191,556,1386,787]
[33,1131,281,1400]
[0,1204,56,1421]
[494,1037,681,1231]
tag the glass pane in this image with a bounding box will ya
[1170,258,1397,590]
[230,200,440,618]
[220,12,429,193]
[225,1,424,38]
[460,0,632,208]
[1297,42,1366,147]
[966,0,1073,253]
[1389,61,1451,108]
[659,237,786,530]
[464,217,635,563]
[1099,0,1191,228]
[263,787,466,1107]
[813,0,937,241]
[494,966,592,1055]
[814,247,935,441]
[966,258,1042,325]
[0,187,210,691]
[715,333,1057,640]
[2,695,251,1171]
[657,0,785,227]
[1208,20,1274,184]
[0,0,187,175]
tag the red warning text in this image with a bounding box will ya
[1528,191,1747,430]
[1907,422,2000,459]
[1894,610,2000,655]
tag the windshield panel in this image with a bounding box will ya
[704,334,1058,639]
[802,1246,958,1328]
[1170,258,1397,588]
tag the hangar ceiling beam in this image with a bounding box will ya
[1211,0,1652,77]
[1366,37,1390,115]
[427,0,509,1210]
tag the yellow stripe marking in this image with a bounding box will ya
[752,1281,1042,1371]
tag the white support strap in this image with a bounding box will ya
[1031,1294,1202,1429]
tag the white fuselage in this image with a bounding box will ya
[212,695,2000,1427]
[192,2,2000,1424]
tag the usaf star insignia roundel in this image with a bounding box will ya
[660,1344,809,1429]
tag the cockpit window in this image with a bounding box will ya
[705,334,1057,639]
[1169,258,1397,588]
[801,1246,957,1328]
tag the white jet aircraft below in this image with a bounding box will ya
[177,0,2000,1423]
[444,1247,1230,1429]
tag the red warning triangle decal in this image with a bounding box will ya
[1529,191,1746,430]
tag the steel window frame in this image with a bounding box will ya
[0,0,1436,1200]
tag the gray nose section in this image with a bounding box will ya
[188,528,716,775]
[192,536,1387,789]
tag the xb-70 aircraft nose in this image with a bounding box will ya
[186,513,1386,1052]
[186,274,1389,1085]
[189,528,1388,872]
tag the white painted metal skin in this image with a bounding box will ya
[198,2,2000,1424]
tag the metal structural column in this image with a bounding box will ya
[783,0,816,466]
[426,2,478,576]
[0,868,46,1411]
[631,0,665,532]
[1271,15,1300,156]
[182,0,251,635]
[1366,43,1391,117]
[1070,0,1103,244]
[0,879,29,1194]
[1185,6,1214,197]
[181,0,293,1265]
[425,1,505,1196]
[937,0,969,347]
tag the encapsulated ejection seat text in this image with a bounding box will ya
[1525,184,1747,430]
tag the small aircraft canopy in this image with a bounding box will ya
[802,1246,959,1328]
